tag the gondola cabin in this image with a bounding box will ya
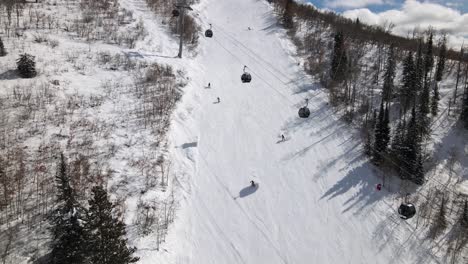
[298,107,311,118]
[205,24,213,38]
[205,29,213,38]
[241,73,252,83]
[398,203,416,220]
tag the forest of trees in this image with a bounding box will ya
[270,0,468,260]
[50,154,139,264]
[270,0,468,184]
[0,0,181,263]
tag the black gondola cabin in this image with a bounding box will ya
[398,203,416,220]
[298,107,311,118]
[241,73,252,83]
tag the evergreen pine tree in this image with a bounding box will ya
[431,82,440,116]
[462,88,468,128]
[413,152,425,185]
[282,0,294,29]
[390,119,406,168]
[50,154,87,264]
[418,33,434,130]
[0,37,6,57]
[423,33,434,84]
[429,195,448,238]
[414,39,424,95]
[401,51,415,112]
[418,81,431,135]
[460,200,468,229]
[382,44,396,104]
[85,186,139,264]
[383,105,390,147]
[419,81,431,115]
[400,107,424,183]
[364,132,372,156]
[435,35,447,82]
[17,53,37,78]
[330,31,348,83]
[372,102,390,165]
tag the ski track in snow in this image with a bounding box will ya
[124,0,444,263]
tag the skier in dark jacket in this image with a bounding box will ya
[250,180,255,187]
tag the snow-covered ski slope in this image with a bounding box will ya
[143,0,438,263]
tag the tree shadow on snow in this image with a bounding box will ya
[320,162,391,214]
[124,51,177,59]
[32,253,51,264]
[237,184,259,199]
[180,142,197,149]
[0,69,19,80]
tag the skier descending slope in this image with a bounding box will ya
[165,0,434,263]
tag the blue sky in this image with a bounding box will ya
[304,0,468,48]
[306,0,468,13]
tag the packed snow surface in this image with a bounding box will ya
[137,0,438,263]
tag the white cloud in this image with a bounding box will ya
[326,0,385,9]
[342,0,468,48]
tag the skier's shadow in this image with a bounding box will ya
[234,184,259,200]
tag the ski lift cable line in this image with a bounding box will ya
[215,31,289,86]
[209,22,300,87]
[198,120,443,262]
[209,20,462,219]
[197,143,289,264]
[211,36,297,105]
[210,26,429,223]
[210,32,318,117]
[209,21,330,110]
[211,23,291,79]
[212,25,457,202]
[211,23,345,112]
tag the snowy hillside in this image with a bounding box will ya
[141,0,442,263]
[1,0,466,263]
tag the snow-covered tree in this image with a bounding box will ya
[0,37,6,57]
[17,53,37,78]
[372,101,390,165]
[431,82,440,116]
[50,154,87,264]
[390,119,406,174]
[414,40,424,94]
[428,195,448,238]
[460,200,468,229]
[435,35,447,82]
[423,33,434,84]
[401,51,415,112]
[382,44,396,104]
[401,108,424,184]
[85,186,139,264]
[462,87,468,128]
[330,31,348,83]
[282,0,294,29]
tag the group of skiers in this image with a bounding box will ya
[206,82,287,188]
[207,83,221,103]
